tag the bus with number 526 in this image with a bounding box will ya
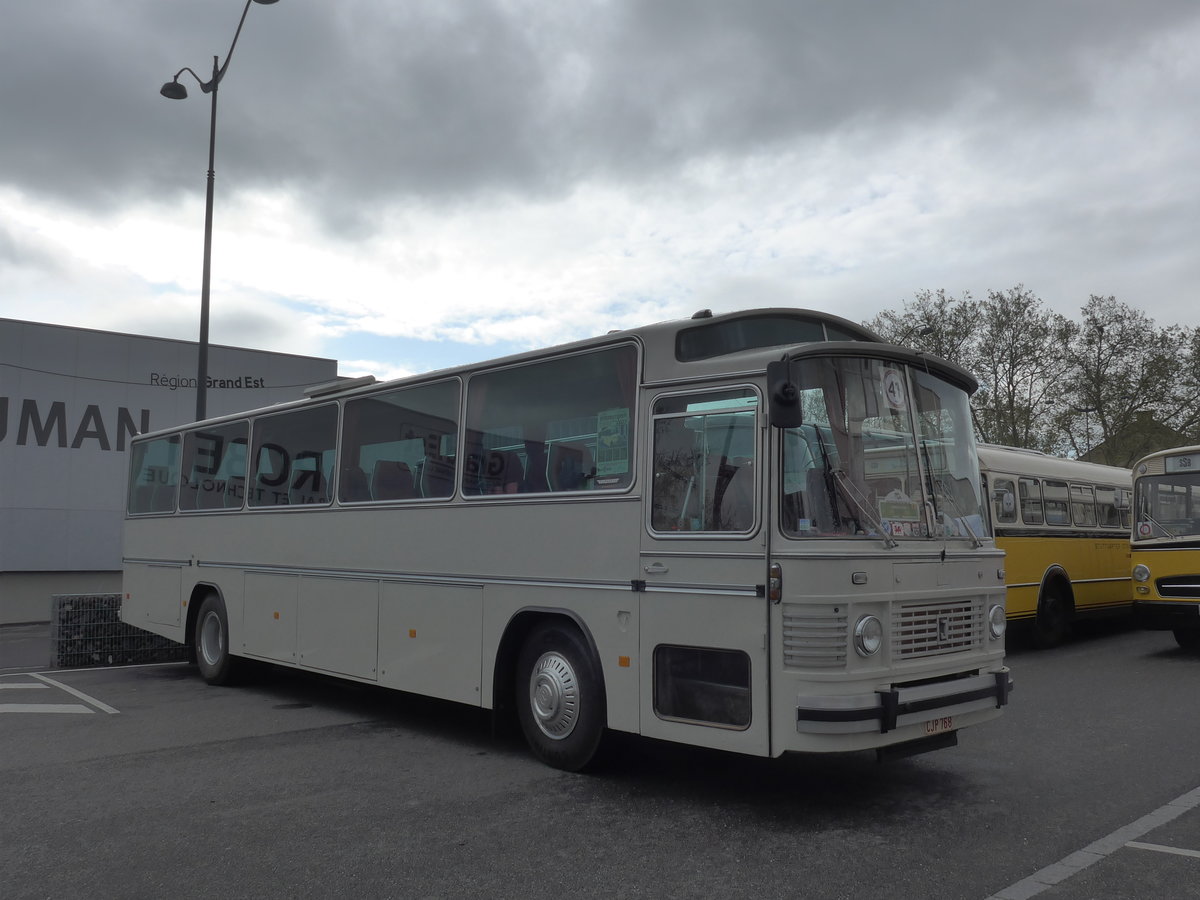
[1131,444,1200,651]
[121,307,1012,770]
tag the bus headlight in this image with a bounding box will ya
[1133,564,1151,583]
[853,615,883,657]
[988,604,1007,640]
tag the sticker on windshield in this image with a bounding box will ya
[882,369,906,410]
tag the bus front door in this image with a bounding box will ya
[637,539,771,756]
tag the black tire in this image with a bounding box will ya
[194,593,240,685]
[515,622,606,772]
[1033,587,1071,649]
[1173,628,1200,653]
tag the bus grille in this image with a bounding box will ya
[1156,577,1200,599]
[782,604,847,669]
[892,599,983,658]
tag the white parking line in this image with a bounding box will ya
[0,674,121,714]
[31,673,120,714]
[986,785,1200,899]
[1126,841,1200,860]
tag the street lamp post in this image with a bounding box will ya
[160,0,280,421]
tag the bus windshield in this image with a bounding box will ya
[1134,470,1200,541]
[781,356,987,542]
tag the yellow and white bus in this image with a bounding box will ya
[122,307,1011,770]
[1130,445,1200,651]
[978,444,1132,647]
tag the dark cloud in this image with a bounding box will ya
[4,0,1196,236]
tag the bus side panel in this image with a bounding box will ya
[122,560,185,636]
[243,572,299,664]
[998,534,1131,619]
[1075,536,1133,613]
[379,582,482,704]
[299,576,380,681]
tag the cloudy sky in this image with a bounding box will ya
[3,1,1197,380]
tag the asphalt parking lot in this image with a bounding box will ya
[3,620,1200,899]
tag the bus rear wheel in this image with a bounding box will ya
[1173,628,1200,653]
[195,593,240,685]
[515,622,606,772]
[1034,588,1071,649]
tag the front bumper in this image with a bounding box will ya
[1134,599,1200,631]
[796,668,1013,735]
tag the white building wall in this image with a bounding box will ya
[0,318,338,623]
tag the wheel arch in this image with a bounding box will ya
[1038,565,1076,615]
[185,582,224,650]
[492,607,605,721]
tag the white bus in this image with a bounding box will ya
[978,445,1132,647]
[122,308,1011,770]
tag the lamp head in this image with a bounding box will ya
[160,80,188,100]
[252,0,281,4]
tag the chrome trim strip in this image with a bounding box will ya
[643,584,761,598]
[1007,576,1131,590]
[193,561,634,593]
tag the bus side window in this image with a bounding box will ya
[547,443,594,492]
[127,435,181,515]
[1044,480,1070,525]
[992,478,1017,524]
[1096,486,1121,527]
[250,404,338,508]
[464,345,637,497]
[339,380,460,504]
[1019,477,1043,524]
[1070,483,1097,526]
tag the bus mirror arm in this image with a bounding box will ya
[767,359,803,429]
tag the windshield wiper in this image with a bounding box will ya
[930,475,983,549]
[1141,513,1178,539]
[829,468,898,549]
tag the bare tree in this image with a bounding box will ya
[868,290,1199,461]
[1058,295,1193,465]
[970,286,1073,452]
[866,289,980,366]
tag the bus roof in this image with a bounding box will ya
[1131,444,1200,475]
[977,443,1131,485]
[133,307,977,439]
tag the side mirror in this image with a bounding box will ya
[767,360,803,428]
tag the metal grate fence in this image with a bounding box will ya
[50,593,190,668]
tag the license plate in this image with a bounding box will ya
[925,716,954,735]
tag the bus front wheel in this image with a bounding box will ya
[195,593,240,686]
[1034,588,1071,649]
[515,622,606,772]
[1173,628,1200,652]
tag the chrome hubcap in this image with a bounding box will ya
[199,610,224,667]
[529,651,578,740]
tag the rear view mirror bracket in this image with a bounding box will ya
[767,359,803,428]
